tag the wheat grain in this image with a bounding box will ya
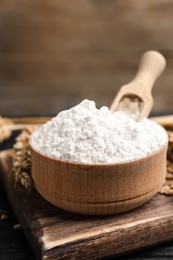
[12,127,37,191]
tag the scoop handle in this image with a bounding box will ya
[132,50,166,92]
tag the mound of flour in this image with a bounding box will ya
[31,99,167,164]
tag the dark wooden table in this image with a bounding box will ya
[1,185,173,260]
[0,126,173,260]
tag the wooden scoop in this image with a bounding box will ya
[110,51,166,121]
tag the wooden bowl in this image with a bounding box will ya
[30,143,168,215]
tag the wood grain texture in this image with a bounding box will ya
[110,51,166,120]
[1,127,173,260]
[0,0,173,117]
[30,143,167,215]
[0,181,36,260]
[0,149,173,259]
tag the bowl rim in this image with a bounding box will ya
[29,138,168,167]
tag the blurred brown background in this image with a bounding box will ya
[0,0,173,117]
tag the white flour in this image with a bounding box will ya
[117,97,143,120]
[31,99,167,164]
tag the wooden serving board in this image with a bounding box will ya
[0,150,173,259]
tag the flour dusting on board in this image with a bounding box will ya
[31,99,167,164]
